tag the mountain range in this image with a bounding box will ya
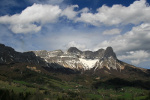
[0,43,149,77]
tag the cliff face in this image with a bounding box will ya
[33,46,121,71]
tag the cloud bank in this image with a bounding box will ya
[118,50,150,65]
[76,0,150,26]
[0,0,150,34]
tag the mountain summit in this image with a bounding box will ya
[67,47,82,54]
[104,47,117,59]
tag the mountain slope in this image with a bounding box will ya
[0,43,46,66]
[0,43,78,74]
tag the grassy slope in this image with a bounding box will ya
[0,63,150,100]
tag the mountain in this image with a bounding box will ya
[0,43,149,77]
[0,43,46,65]
[0,43,77,74]
[33,46,118,71]
[33,46,149,75]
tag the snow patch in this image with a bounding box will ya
[100,61,103,66]
[94,61,103,71]
[60,56,75,58]
[44,59,48,62]
[10,55,13,58]
[1,57,3,61]
[79,58,99,69]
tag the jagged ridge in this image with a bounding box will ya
[33,46,121,71]
[0,43,149,76]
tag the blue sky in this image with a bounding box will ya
[0,0,150,69]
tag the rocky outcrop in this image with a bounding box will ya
[104,47,117,59]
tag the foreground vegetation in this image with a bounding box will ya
[0,63,150,100]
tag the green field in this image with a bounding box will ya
[0,78,150,100]
[0,64,150,100]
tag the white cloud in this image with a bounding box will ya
[131,60,141,65]
[61,5,79,20]
[0,4,62,33]
[79,7,89,13]
[0,3,89,33]
[103,28,121,35]
[20,4,61,24]
[65,41,86,50]
[97,23,150,53]
[10,23,41,33]
[118,50,150,60]
[1,0,150,34]
[95,23,150,65]
[76,0,150,26]
[118,50,150,65]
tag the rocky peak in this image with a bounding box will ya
[67,47,82,54]
[33,49,64,58]
[97,49,105,53]
[0,43,5,48]
[82,51,94,59]
[33,50,48,57]
[104,47,117,59]
[0,43,15,53]
[51,50,64,56]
